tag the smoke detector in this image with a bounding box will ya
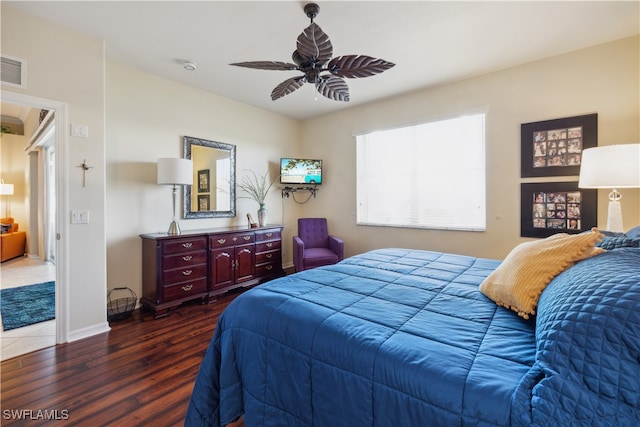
[183,61,197,71]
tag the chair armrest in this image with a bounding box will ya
[328,235,344,261]
[0,230,27,262]
[293,236,305,272]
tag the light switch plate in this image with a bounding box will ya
[70,124,89,138]
[71,210,89,224]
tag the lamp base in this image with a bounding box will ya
[167,220,181,235]
[606,200,623,233]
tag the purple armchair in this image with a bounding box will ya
[293,218,344,273]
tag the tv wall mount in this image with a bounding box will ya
[281,185,318,199]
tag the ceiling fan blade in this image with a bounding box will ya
[271,76,307,100]
[315,75,349,102]
[328,55,395,78]
[297,23,333,64]
[230,61,298,71]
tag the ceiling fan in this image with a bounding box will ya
[230,3,395,102]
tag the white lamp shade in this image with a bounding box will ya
[578,144,640,189]
[157,158,193,185]
[0,183,14,195]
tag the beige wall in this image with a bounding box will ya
[105,62,302,301]
[301,36,640,260]
[2,5,108,340]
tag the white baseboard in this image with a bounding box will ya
[67,322,111,343]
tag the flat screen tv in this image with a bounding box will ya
[280,158,323,185]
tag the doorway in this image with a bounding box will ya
[0,91,69,359]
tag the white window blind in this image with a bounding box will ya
[356,114,486,231]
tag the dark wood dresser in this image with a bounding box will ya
[140,225,284,317]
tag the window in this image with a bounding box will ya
[356,113,486,231]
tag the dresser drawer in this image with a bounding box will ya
[256,240,281,253]
[163,277,207,301]
[255,263,279,277]
[255,229,281,242]
[163,264,207,284]
[210,233,254,248]
[163,237,207,255]
[163,250,207,270]
[255,250,281,265]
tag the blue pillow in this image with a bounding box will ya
[626,225,640,239]
[532,249,640,421]
[596,235,640,250]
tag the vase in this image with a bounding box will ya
[257,204,268,227]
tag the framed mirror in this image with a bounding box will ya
[183,136,236,218]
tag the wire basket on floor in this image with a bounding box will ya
[107,287,137,322]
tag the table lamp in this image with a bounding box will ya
[157,158,193,235]
[578,144,640,232]
[0,179,14,218]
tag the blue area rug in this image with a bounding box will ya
[0,281,55,331]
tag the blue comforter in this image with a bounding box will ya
[185,248,640,426]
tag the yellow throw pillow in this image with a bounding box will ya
[479,228,604,319]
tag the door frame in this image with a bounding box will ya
[2,90,69,344]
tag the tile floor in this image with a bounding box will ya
[0,256,56,361]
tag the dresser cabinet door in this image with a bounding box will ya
[211,248,234,289]
[234,244,255,283]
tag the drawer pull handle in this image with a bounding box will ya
[217,238,226,244]
[182,270,193,276]
[243,236,251,241]
[182,242,193,248]
[265,265,273,270]
[233,237,238,242]
[182,255,192,261]
[182,284,193,292]
[266,232,273,237]
[266,243,273,248]
[266,254,273,259]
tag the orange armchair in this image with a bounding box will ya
[1,217,26,262]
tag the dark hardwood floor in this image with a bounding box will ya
[1,290,244,426]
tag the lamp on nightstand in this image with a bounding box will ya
[578,144,640,232]
[157,158,193,235]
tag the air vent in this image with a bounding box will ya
[1,55,27,88]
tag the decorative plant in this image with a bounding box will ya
[236,169,276,206]
[0,125,15,134]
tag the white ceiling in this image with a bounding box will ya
[4,1,640,120]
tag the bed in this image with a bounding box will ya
[185,236,639,426]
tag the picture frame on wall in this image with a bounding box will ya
[521,181,597,238]
[521,113,597,178]
[198,194,210,211]
[198,169,210,193]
